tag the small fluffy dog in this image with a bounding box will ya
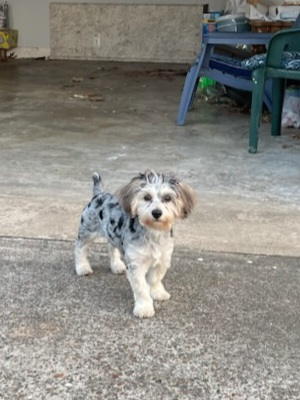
[75,170,196,318]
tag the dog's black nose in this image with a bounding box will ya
[152,209,162,220]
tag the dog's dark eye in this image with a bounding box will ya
[164,195,172,202]
[144,194,152,202]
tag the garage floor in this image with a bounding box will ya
[0,60,300,399]
[1,59,300,255]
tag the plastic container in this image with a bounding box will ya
[199,77,216,90]
[282,86,300,129]
[216,14,250,32]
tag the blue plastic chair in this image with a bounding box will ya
[176,32,273,126]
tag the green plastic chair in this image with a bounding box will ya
[249,27,300,153]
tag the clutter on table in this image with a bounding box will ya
[202,1,300,35]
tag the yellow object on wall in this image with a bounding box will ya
[0,29,18,49]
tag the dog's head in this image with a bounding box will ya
[118,170,196,231]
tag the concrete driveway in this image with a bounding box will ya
[0,60,300,399]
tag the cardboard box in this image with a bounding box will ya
[0,29,18,49]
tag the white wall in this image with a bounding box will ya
[7,0,226,58]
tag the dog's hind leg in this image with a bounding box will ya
[75,233,96,276]
[75,194,102,276]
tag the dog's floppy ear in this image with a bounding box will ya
[118,174,145,216]
[172,179,196,219]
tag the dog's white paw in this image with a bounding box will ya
[133,301,155,318]
[110,259,126,275]
[76,262,93,276]
[150,284,171,301]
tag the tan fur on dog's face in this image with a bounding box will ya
[118,170,196,231]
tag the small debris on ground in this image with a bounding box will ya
[70,93,104,101]
[262,111,271,123]
[282,131,300,149]
[146,69,187,77]
[291,132,300,140]
[125,69,187,80]
[7,51,17,59]
[61,84,75,89]
[72,76,84,83]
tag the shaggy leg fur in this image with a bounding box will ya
[127,264,155,318]
[147,264,171,301]
[75,237,94,276]
[108,244,126,274]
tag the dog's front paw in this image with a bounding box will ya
[110,259,127,275]
[75,262,93,276]
[150,284,171,301]
[133,301,155,318]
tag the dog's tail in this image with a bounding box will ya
[92,172,104,196]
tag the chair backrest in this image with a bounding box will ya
[292,12,300,28]
[266,27,300,68]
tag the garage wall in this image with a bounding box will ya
[7,0,226,60]
[50,3,203,63]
